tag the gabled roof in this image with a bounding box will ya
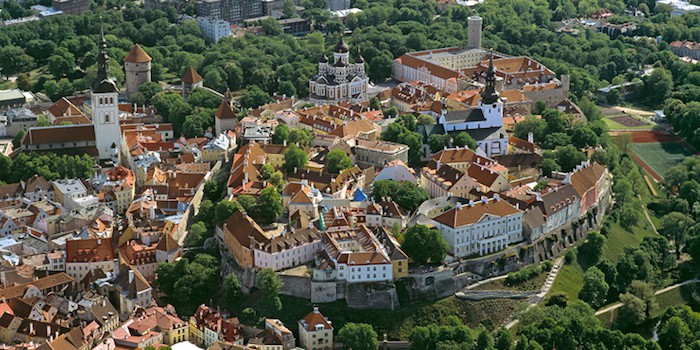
[124,44,152,63]
[155,232,179,252]
[65,238,114,263]
[299,309,332,331]
[433,198,521,228]
[182,67,203,84]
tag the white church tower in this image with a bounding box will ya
[92,24,122,161]
[478,50,504,127]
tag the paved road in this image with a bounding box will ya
[505,257,565,329]
[595,279,700,316]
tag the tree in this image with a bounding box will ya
[579,266,609,309]
[642,68,673,106]
[288,128,313,146]
[282,0,297,18]
[578,231,606,264]
[571,125,599,148]
[326,149,353,174]
[224,274,242,307]
[514,117,547,142]
[453,131,477,149]
[256,187,283,225]
[273,124,289,144]
[368,54,393,82]
[660,211,694,258]
[371,180,429,213]
[428,134,451,153]
[185,222,207,247]
[541,158,560,176]
[257,268,283,311]
[555,145,586,172]
[283,145,307,173]
[618,292,647,328]
[401,225,449,265]
[241,85,270,108]
[337,323,378,350]
[546,292,568,308]
[627,280,658,319]
[658,316,690,350]
[477,328,495,350]
[16,73,31,91]
[494,328,514,350]
[416,114,434,125]
[47,50,75,78]
[0,45,33,78]
[369,97,381,110]
[214,200,242,227]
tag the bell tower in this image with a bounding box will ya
[92,22,122,160]
[479,50,503,128]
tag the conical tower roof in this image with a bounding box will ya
[124,44,152,63]
[215,99,237,119]
[182,67,203,84]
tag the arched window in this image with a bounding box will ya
[110,97,114,104]
[99,98,103,104]
[105,114,110,123]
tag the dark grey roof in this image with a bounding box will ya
[447,126,505,142]
[465,109,486,122]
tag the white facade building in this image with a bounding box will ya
[432,196,523,257]
[197,17,231,43]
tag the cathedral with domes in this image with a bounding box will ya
[309,37,369,105]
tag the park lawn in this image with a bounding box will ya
[0,80,14,90]
[548,218,656,302]
[229,292,524,340]
[628,142,693,180]
[653,287,689,318]
[548,259,584,302]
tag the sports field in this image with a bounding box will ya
[628,142,693,180]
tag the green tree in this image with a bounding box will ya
[288,128,313,146]
[241,85,270,108]
[185,222,208,247]
[257,268,283,311]
[283,145,308,173]
[579,266,609,309]
[282,0,297,18]
[47,50,75,78]
[401,225,449,265]
[224,273,242,307]
[627,280,658,319]
[453,131,477,149]
[494,328,514,350]
[369,97,381,110]
[214,200,243,227]
[273,124,289,144]
[618,292,647,328]
[514,117,547,142]
[642,68,673,106]
[578,231,606,264]
[477,328,495,349]
[255,187,283,225]
[337,323,378,350]
[658,316,690,350]
[555,145,586,172]
[428,134,451,153]
[326,149,353,174]
[136,81,163,105]
[660,211,694,258]
[541,158,561,176]
[16,73,31,91]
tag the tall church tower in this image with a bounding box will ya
[479,50,503,128]
[92,24,122,161]
[468,16,482,49]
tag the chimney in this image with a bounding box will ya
[527,132,533,143]
[128,270,134,284]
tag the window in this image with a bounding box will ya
[105,114,110,123]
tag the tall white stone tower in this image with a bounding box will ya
[92,24,122,161]
[468,16,482,49]
[479,50,503,126]
[124,44,152,98]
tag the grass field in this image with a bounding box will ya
[603,117,654,130]
[628,142,693,179]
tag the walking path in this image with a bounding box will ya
[638,194,659,235]
[464,274,508,290]
[595,279,700,316]
[504,257,565,329]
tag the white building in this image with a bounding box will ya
[316,225,393,283]
[309,37,369,104]
[372,159,417,183]
[432,196,523,257]
[53,178,99,210]
[657,0,700,15]
[197,16,231,43]
[298,307,333,350]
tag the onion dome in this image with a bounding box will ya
[334,37,350,53]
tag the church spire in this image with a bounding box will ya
[93,18,118,93]
[481,49,500,104]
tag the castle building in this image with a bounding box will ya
[182,67,203,99]
[124,44,152,98]
[309,38,369,105]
